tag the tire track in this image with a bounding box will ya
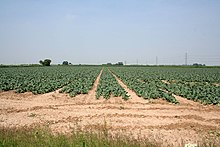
[83,122,219,132]
[1,100,219,114]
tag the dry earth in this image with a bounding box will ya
[0,69,220,146]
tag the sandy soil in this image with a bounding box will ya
[161,80,171,85]
[214,83,220,87]
[0,69,220,146]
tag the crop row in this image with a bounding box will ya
[96,68,129,100]
[110,67,220,104]
[163,81,220,104]
[109,67,178,103]
[0,66,101,95]
[1,66,219,104]
[59,68,100,97]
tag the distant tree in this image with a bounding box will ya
[118,62,123,65]
[44,59,51,66]
[115,62,123,66]
[39,59,52,66]
[39,60,43,65]
[192,63,205,67]
[62,61,69,65]
[107,63,112,65]
[193,63,199,66]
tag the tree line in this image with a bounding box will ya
[39,59,71,66]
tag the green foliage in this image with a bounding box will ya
[59,68,100,97]
[0,127,158,147]
[0,66,101,96]
[110,66,220,104]
[0,66,219,105]
[39,59,52,66]
[109,67,178,104]
[165,81,220,105]
[62,61,69,65]
[96,68,129,100]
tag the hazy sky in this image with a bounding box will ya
[0,0,220,65]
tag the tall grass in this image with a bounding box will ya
[0,126,219,147]
[0,127,157,147]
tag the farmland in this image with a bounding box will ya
[0,66,101,95]
[96,68,129,100]
[0,65,220,146]
[110,66,220,104]
[1,66,219,105]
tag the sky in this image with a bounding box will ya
[0,0,220,65]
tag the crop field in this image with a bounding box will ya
[110,67,220,104]
[1,66,219,104]
[0,66,101,95]
[0,66,220,146]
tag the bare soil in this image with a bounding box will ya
[161,80,171,85]
[214,83,220,87]
[0,70,220,146]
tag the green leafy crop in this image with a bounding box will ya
[96,68,129,100]
[109,66,220,104]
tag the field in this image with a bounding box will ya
[0,66,220,146]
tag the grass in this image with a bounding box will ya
[0,126,158,147]
[0,124,219,147]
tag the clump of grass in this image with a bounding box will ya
[28,113,36,117]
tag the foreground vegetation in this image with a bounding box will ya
[0,127,157,147]
[0,127,219,147]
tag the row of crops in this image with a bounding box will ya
[109,67,220,104]
[0,66,129,100]
[96,68,129,100]
[0,66,219,104]
[0,66,101,96]
[109,67,178,104]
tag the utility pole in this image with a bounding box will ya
[124,61,126,65]
[156,56,158,66]
[185,52,188,65]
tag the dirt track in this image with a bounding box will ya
[0,70,220,146]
